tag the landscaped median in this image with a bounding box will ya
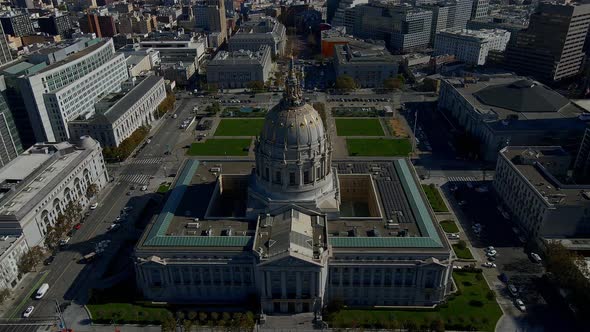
[452,240,474,259]
[324,271,501,331]
[187,139,252,156]
[440,219,459,233]
[422,184,449,213]
[346,138,412,157]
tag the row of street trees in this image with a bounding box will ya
[154,93,177,119]
[334,74,406,92]
[161,311,256,332]
[103,126,151,162]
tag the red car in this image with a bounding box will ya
[74,223,82,230]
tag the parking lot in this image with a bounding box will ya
[445,180,581,330]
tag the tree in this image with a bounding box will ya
[335,75,357,92]
[0,288,9,305]
[161,316,176,332]
[457,240,467,250]
[430,318,445,332]
[155,93,177,118]
[198,312,207,324]
[246,80,266,93]
[313,102,327,127]
[206,83,218,94]
[86,183,98,199]
[383,77,404,91]
[17,246,44,274]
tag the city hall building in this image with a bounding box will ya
[134,62,452,315]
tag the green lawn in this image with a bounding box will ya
[157,183,171,193]
[346,138,411,157]
[335,118,384,136]
[87,303,172,324]
[187,139,251,156]
[452,244,474,259]
[327,271,502,331]
[214,118,265,136]
[422,184,449,213]
[440,219,459,233]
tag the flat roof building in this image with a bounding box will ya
[0,136,108,247]
[68,76,166,148]
[434,28,510,65]
[228,16,286,56]
[333,43,399,88]
[438,75,587,161]
[207,46,272,89]
[494,146,590,242]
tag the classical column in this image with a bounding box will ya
[281,271,287,298]
[310,271,317,297]
[266,271,272,297]
[199,269,204,286]
[296,271,302,298]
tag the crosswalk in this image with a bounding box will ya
[447,176,477,183]
[131,157,164,165]
[119,174,151,185]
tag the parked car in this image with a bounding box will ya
[22,306,34,318]
[486,250,497,257]
[43,255,55,266]
[141,185,148,191]
[508,284,518,296]
[107,224,120,232]
[90,203,98,210]
[73,223,82,230]
[515,299,526,311]
[530,252,542,263]
[486,246,495,252]
[499,273,509,283]
[59,237,71,247]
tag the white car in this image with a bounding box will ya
[141,185,148,191]
[447,233,460,240]
[482,262,497,268]
[90,202,98,210]
[107,224,119,232]
[486,246,495,252]
[22,306,34,318]
[486,250,497,257]
[530,252,542,263]
[515,299,526,311]
[59,237,71,246]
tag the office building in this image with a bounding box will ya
[2,38,128,143]
[38,14,74,38]
[0,93,23,168]
[331,0,368,27]
[504,3,590,83]
[207,46,272,89]
[422,0,472,44]
[351,3,432,52]
[229,16,286,56]
[193,0,227,42]
[434,29,510,65]
[333,43,399,88]
[138,33,207,66]
[471,0,489,20]
[438,75,587,161]
[0,24,12,66]
[494,146,590,242]
[134,61,452,313]
[159,61,196,86]
[0,136,108,247]
[0,12,34,37]
[80,14,116,38]
[69,76,166,148]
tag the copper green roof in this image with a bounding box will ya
[143,159,251,247]
[328,159,443,248]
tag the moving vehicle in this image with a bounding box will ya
[35,283,49,299]
[107,224,120,232]
[530,252,542,263]
[59,237,71,247]
[90,202,98,210]
[172,114,178,119]
[515,299,526,311]
[43,255,55,265]
[22,306,34,318]
[141,185,148,191]
[82,252,97,263]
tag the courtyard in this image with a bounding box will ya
[187,139,252,156]
[346,138,411,157]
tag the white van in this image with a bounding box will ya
[35,283,49,299]
[210,167,221,172]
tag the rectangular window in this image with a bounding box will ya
[304,171,310,184]
[274,171,281,184]
[289,172,296,185]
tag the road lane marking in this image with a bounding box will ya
[8,271,49,318]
